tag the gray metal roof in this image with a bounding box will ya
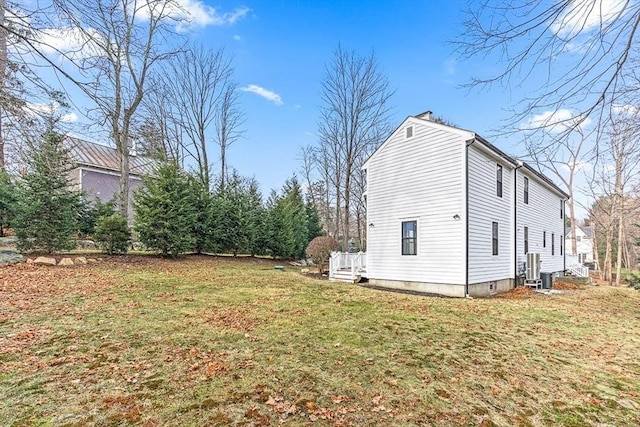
[65,136,156,176]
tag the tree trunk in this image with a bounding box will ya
[343,170,351,252]
[592,221,600,271]
[0,0,7,171]
[568,196,577,255]
[118,145,130,220]
[615,199,624,286]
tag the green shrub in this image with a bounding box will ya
[629,273,640,291]
[94,214,131,255]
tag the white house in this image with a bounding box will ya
[361,111,569,297]
[565,226,594,265]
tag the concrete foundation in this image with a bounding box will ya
[367,278,466,298]
[467,278,514,297]
[367,277,515,298]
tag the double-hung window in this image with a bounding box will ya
[492,222,499,255]
[552,233,555,255]
[524,226,529,254]
[543,231,546,248]
[496,164,503,198]
[402,221,417,255]
[524,177,529,204]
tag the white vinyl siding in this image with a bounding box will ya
[467,146,513,283]
[366,119,466,285]
[516,171,565,273]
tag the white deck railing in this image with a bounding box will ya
[329,251,366,281]
[566,254,589,277]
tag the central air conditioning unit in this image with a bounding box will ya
[526,252,541,281]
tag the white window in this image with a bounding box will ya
[406,126,413,139]
[402,221,417,255]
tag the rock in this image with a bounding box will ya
[59,258,75,266]
[26,258,34,264]
[34,256,56,266]
[0,250,24,266]
[75,257,88,265]
[301,268,309,274]
[87,258,98,264]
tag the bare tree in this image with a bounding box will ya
[215,81,244,190]
[9,0,181,218]
[588,107,640,284]
[318,45,393,250]
[525,121,590,255]
[457,1,640,139]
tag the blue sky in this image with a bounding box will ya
[170,0,521,193]
[32,0,578,197]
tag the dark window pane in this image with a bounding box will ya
[402,221,417,255]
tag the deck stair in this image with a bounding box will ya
[329,252,366,283]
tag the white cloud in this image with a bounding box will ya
[521,109,591,133]
[25,102,78,123]
[61,112,79,123]
[233,34,242,41]
[612,104,639,116]
[37,27,104,59]
[552,0,627,37]
[155,1,250,31]
[240,84,283,105]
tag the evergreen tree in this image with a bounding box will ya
[191,181,214,254]
[305,199,323,243]
[0,170,15,237]
[94,214,131,255]
[134,162,198,257]
[245,178,266,256]
[278,177,308,259]
[77,198,117,238]
[13,129,81,253]
[264,189,285,258]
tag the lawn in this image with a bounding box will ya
[1,256,639,426]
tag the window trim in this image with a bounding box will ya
[524,177,529,204]
[401,220,417,256]
[496,164,503,198]
[406,126,413,139]
[492,221,499,256]
[524,226,529,254]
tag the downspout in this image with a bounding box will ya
[514,161,523,286]
[563,199,566,274]
[465,138,475,298]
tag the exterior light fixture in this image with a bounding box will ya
[453,214,460,220]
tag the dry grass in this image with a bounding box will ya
[1,255,640,426]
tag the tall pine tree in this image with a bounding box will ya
[134,163,198,257]
[13,129,81,253]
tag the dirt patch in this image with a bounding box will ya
[553,281,584,290]
[495,286,534,299]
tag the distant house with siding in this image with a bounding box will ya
[565,226,594,265]
[66,137,156,220]
[362,111,569,297]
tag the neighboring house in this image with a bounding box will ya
[66,137,156,221]
[565,226,594,264]
[362,111,569,297]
